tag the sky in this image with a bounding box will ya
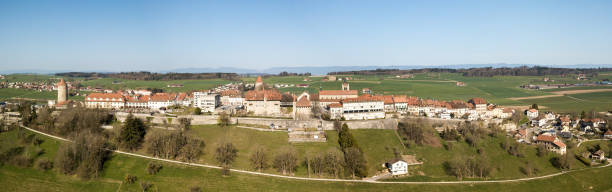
[1,0,612,72]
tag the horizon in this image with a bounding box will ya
[1,0,612,72]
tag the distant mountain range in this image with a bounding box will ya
[2,64,612,75]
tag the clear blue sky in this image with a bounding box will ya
[1,0,611,72]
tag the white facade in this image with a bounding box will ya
[387,160,408,175]
[341,100,385,120]
[194,92,220,112]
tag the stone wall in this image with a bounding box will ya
[115,112,399,130]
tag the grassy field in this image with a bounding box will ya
[519,92,612,113]
[2,128,612,192]
[78,78,234,92]
[0,88,57,100]
[185,125,405,177]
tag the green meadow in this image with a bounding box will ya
[2,128,612,192]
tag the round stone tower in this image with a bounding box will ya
[57,78,67,103]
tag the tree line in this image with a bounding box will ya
[56,71,239,81]
[328,66,612,77]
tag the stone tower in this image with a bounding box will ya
[255,76,264,91]
[57,78,67,103]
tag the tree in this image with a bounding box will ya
[531,104,539,110]
[179,137,205,163]
[217,112,231,127]
[215,142,237,175]
[323,148,344,178]
[273,147,298,175]
[119,114,147,151]
[338,123,357,151]
[249,146,268,172]
[178,118,192,131]
[193,107,202,115]
[343,147,368,179]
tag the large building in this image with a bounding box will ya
[148,93,176,110]
[193,92,220,113]
[293,92,313,120]
[245,89,282,116]
[85,93,125,109]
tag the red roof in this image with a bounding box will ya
[536,134,557,143]
[256,76,263,83]
[604,130,612,136]
[328,103,343,108]
[342,94,384,103]
[319,90,358,96]
[245,89,282,101]
[470,98,486,105]
[86,93,124,102]
[553,141,566,148]
[150,93,176,102]
[296,96,311,107]
[383,95,395,105]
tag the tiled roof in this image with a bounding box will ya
[245,89,282,101]
[328,103,343,108]
[536,134,557,143]
[220,90,241,97]
[150,93,176,102]
[256,76,263,83]
[319,90,358,96]
[342,94,384,103]
[296,96,311,107]
[57,79,66,86]
[86,93,124,102]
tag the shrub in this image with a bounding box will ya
[124,174,137,184]
[140,181,153,192]
[36,158,54,171]
[146,162,163,175]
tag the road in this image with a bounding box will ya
[508,88,612,101]
[19,125,612,185]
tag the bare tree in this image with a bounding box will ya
[178,117,192,131]
[343,147,368,179]
[215,142,238,175]
[249,146,268,172]
[218,112,231,127]
[324,148,344,178]
[273,146,298,175]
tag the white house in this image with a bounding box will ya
[85,93,125,109]
[527,109,539,119]
[339,95,385,120]
[385,159,408,175]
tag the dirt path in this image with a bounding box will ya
[19,125,612,185]
[508,88,612,101]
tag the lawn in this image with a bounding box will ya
[2,128,612,191]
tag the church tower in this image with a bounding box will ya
[57,78,68,103]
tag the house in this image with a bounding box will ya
[468,98,487,111]
[383,155,422,176]
[604,130,612,139]
[125,95,149,108]
[328,103,343,120]
[535,134,566,154]
[219,90,244,106]
[589,150,606,161]
[527,109,539,119]
[362,88,372,95]
[385,159,408,175]
[514,129,528,142]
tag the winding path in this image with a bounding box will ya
[19,125,611,185]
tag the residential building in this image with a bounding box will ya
[527,109,539,119]
[468,98,487,111]
[193,92,220,113]
[85,93,125,109]
[535,134,567,155]
[149,93,177,110]
[339,95,384,120]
